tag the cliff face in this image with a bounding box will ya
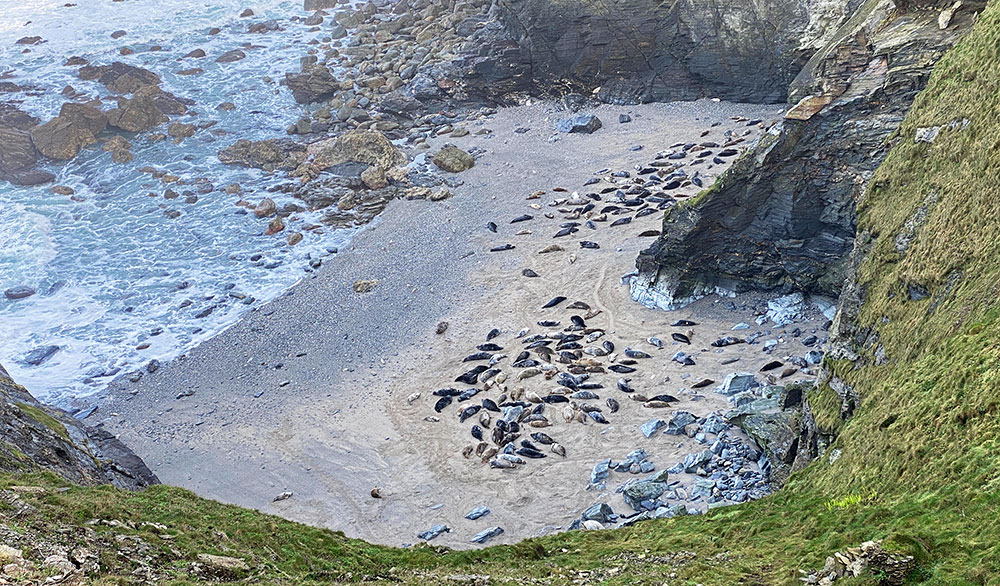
[631,0,982,310]
[0,364,157,489]
[492,0,867,104]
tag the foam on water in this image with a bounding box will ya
[0,0,360,405]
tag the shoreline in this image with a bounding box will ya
[93,99,827,548]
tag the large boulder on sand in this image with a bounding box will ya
[284,65,340,104]
[433,146,475,173]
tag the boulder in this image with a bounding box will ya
[106,86,168,132]
[78,62,161,93]
[4,286,36,300]
[304,0,337,9]
[58,102,107,136]
[0,125,37,174]
[167,122,195,138]
[309,130,407,172]
[581,502,614,523]
[30,116,97,160]
[215,49,246,63]
[432,145,475,173]
[22,345,59,366]
[639,418,666,438]
[218,138,306,170]
[556,114,602,134]
[665,411,697,434]
[623,480,667,510]
[196,554,249,579]
[361,165,388,189]
[284,65,340,104]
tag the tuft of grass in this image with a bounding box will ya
[16,402,70,441]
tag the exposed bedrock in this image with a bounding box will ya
[494,0,866,104]
[632,0,983,310]
[0,363,158,489]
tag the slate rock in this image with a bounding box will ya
[556,114,602,134]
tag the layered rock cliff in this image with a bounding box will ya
[0,363,157,489]
[632,0,983,310]
[493,0,868,104]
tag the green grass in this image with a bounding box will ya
[15,401,70,441]
[5,2,1000,584]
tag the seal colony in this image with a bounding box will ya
[393,106,831,544]
[101,100,832,549]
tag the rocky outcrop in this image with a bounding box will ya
[0,363,157,489]
[0,125,37,175]
[218,138,307,171]
[284,65,342,104]
[106,85,169,132]
[494,0,867,104]
[632,0,983,310]
[29,102,109,161]
[77,61,162,94]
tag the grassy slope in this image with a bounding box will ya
[4,4,1000,585]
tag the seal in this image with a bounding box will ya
[434,396,453,412]
[588,411,609,424]
[471,424,484,440]
[460,405,482,423]
[606,397,620,413]
[456,365,488,384]
[671,333,691,345]
[530,432,554,445]
[551,443,566,457]
[624,348,652,359]
[542,296,567,309]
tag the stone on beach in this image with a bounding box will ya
[432,146,475,173]
[556,114,602,134]
[640,418,666,438]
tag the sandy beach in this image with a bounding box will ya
[96,99,830,548]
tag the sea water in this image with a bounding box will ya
[0,0,357,406]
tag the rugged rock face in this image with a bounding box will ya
[494,0,866,104]
[0,125,37,175]
[632,0,983,310]
[0,364,157,489]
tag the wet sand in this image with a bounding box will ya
[96,99,828,548]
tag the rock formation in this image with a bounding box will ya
[493,0,868,103]
[0,363,157,489]
[632,0,984,310]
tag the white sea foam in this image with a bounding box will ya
[0,0,361,405]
